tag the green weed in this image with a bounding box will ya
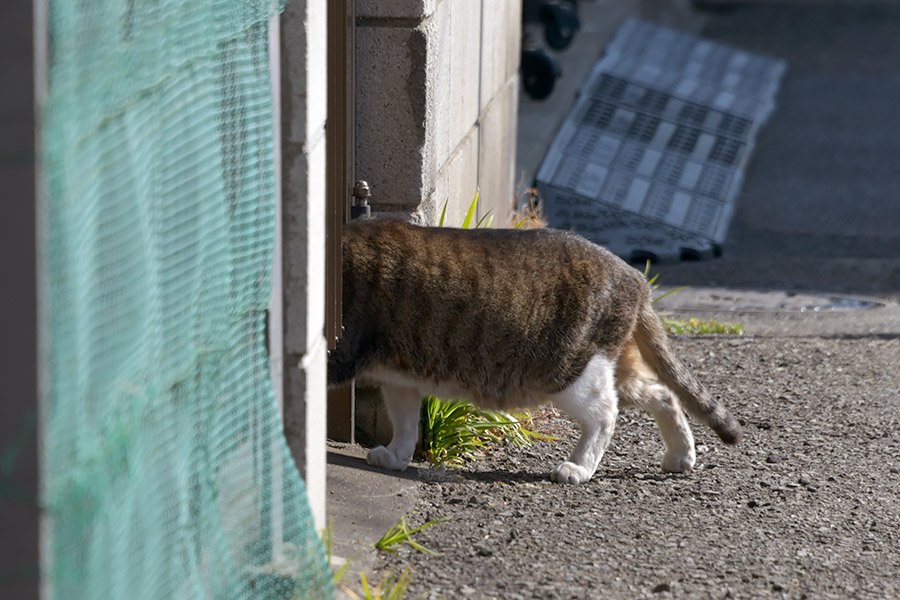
[421,398,498,466]
[643,260,686,305]
[421,397,553,467]
[374,516,446,555]
[339,568,418,600]
[663,317,745,336]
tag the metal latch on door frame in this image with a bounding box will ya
[351,180,371,220]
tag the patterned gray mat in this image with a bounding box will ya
[537,18,787,262]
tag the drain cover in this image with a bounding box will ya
[536,19,787,262]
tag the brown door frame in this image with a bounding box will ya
[325,0,355,442]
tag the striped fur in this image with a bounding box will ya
[328,219,741,481]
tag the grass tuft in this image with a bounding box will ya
[662,317,745,336]
[337,567,420,600]
[374,516,447,555]
[420,397,554,467]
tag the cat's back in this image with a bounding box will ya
[337,219,647,399]
[342,217,622,279]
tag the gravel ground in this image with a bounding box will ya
[377,331,900,599]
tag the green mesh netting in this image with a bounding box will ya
[40,1,333,598]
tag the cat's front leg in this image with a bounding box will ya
[550,355,619,484]
[367,384,422,472]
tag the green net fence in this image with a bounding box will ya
[40,1,333,598]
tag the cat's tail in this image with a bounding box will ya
[633,300,743,445]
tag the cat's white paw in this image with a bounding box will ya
[661,451,696,473]
[551,461,593,484]
[367,446,410,471]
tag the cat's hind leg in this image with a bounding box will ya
[367,384,421,471]
[647,385,696,473]
[549,355,618,484]
[616,340,695,473]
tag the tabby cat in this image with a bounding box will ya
[327,218,742,483]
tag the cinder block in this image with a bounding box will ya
[355,0,518,222]
[429,0,452,178]
[280,0,327,357]
[356,0,436,20]
[480,0,522,113]
[355,23,431,209]
[282,340,328,531]
[281,133,326,356]
[280,1,326,150]
[477,76,519,226]
[445,0,482,162]
[427,125,480,226]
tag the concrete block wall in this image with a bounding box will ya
[277,0,327,531]
[356,0,521,226]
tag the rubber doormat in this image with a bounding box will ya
[536,18,787,262]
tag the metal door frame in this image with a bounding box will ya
[325,0,355,442]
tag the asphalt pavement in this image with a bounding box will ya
[328,2,900,598]
[653,1,900,298]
